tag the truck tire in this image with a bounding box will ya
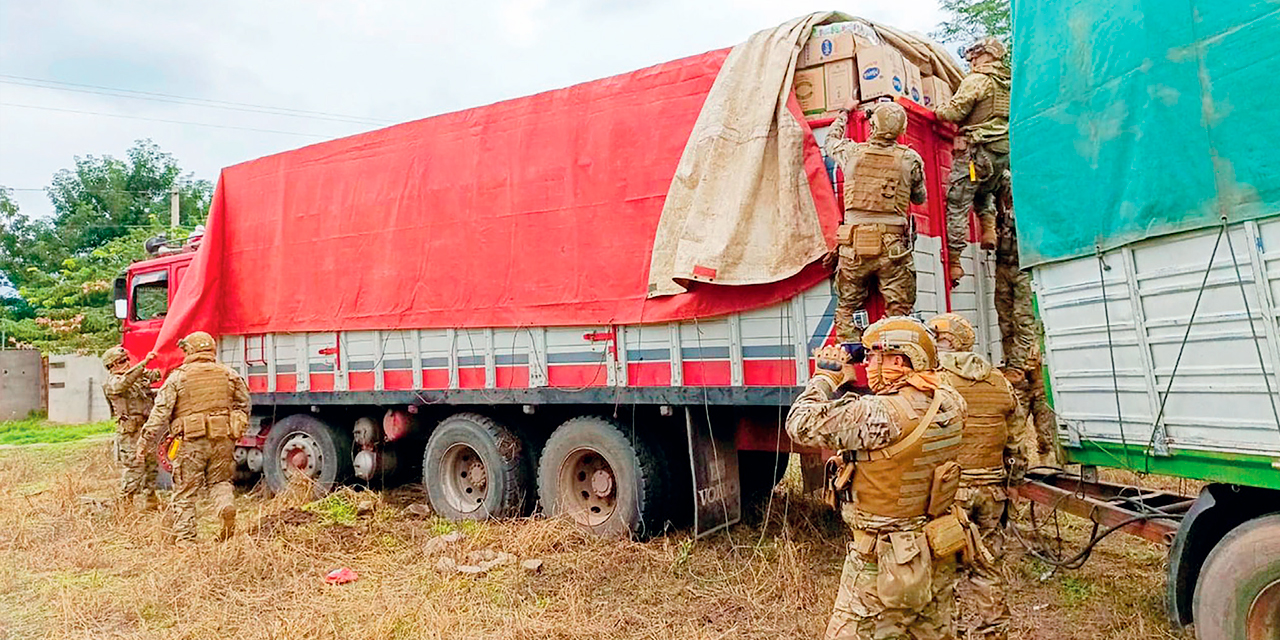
[262,414,353,497]
[423,413,530,520]
[538,416,666,538]
[1193,513,1280,640]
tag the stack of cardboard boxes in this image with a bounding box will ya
[793,21,953,118]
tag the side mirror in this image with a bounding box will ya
[113,276,127,319]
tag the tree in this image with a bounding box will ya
[0,140,212,353]
[0,139,212,293]
[934,0,1012,55]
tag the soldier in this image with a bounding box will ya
[824,100,927,343]
[927,313,1027,640]
[787,317,966,640]
[102,346,161,509]
[990,170,1053,457]
[934,36,1011,285]
[137,331,250,544]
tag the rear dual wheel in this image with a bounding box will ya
[422,413,530,520]
[537,416,667,538]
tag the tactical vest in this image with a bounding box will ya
[844,144,911,225]
[941,370,1015,470]
[852,388,963,518]
[960,73,1010,132]
[104,374,155,429]
[173,362,236,440]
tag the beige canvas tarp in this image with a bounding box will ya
[646,13,962,298]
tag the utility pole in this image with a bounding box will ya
[170,186,180,229]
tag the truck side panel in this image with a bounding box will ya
[1038,218,1280,467]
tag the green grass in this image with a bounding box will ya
[301,491,359,526]
[0,418,114,446]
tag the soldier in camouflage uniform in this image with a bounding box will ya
[137,331,250,543]
[102,347,161,509]
[825,100,927,343]
[928,314,1028,640]
[787,317,966,640]
[990,170,1054,456]
[934,37,1011,285]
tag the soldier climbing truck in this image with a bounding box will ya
[1012,2,1280,638]
[110,22,1006,539]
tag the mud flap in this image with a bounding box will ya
[685,408,741,538]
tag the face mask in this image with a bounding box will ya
[867,357,910,393]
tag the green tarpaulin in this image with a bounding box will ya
[1010,1,1280,267]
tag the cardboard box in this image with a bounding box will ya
[798,32,856,68]
[813,21,882,47]
[921,76,954,108]
[856,45,909,101]
[903,59,924,105]
[823,59,857,112]
[794,67,826,115]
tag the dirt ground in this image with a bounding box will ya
[0,440,1193,640]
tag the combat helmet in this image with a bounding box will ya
[926,313,976,352]
[868,101,907,141]
[965,36,1007,62]
[178,331,217,355]
[101,346,130,369]
[862,316,938,370]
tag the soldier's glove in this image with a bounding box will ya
[1001,367,1026,386]
[812,345,852,387]
[821,249,838,271]
[948,258,965,288]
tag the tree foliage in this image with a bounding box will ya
[0,140,211,354]
[934,0,1012,55]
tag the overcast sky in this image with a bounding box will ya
[1,1,951,218]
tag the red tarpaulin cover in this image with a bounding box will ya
[155,49,841,354]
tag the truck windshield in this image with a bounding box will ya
[132,271,168,321]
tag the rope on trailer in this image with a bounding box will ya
[1221,217,1280,438]
[1095,244,1132,469]
[1142,221,1226,472]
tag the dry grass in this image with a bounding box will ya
[0,440,1187,640]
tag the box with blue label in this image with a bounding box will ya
[813,20,882,46]
[798,32,856,69]
[856,45,909,101]
[903,59,924,105]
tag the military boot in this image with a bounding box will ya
[980,213,998,250]
[218,505,236,541]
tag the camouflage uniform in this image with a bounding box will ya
[935,38,1012,265]
[825,103,927,343]
[928,313,1028,640]
[139,332,250,542]
[102,347,162,508]
[990,172,1054,455]
[787,318,966,640]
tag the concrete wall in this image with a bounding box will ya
[48,355,111,424]
[0,350,44,421]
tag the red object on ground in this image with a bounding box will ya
[324,567,358,585]
[153,48,842,356]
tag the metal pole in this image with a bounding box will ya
[170,186,180,229]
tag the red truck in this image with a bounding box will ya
[113,48,996,537]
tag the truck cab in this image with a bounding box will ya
[112,234,200,359]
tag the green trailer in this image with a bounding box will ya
[1011,1,1280,637]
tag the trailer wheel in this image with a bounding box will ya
[423,413,529,520]
[262,414,353,496]
[537,416,666,538]
[1193,513,1280,640]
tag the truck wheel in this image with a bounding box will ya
[423,413,530,520]
[1193,513,1280,640]
[537,416,666,538]
[262,414,353,496]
